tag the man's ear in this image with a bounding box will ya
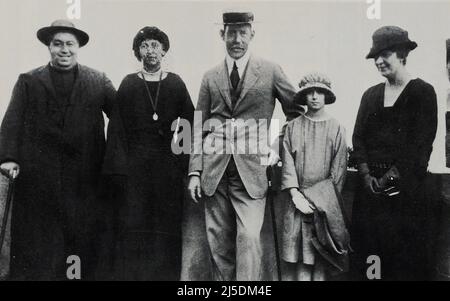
[161,50,166,57]
[220,29,225,41]
[250,29,255,40]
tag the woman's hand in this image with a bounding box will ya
[378,166,400,189]
[290,188,315,215]
[363,174,380,194]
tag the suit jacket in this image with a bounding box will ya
[189,56,301,199]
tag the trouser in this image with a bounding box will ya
[204,158,266,281]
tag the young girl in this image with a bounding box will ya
[281,73,349,281]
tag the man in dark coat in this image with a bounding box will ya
[0,20,116,280]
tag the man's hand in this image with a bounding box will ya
[290,188,314,215]
[267,149,280,167]
[0,161,20,179]
[188,175,202,203]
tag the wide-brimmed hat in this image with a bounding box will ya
[219,12,254,25]
[366,26,417,59]
[294,73,336,105]
[37,19,89,47]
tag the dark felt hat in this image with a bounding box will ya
[294,73,336,105]
[37,19,89,47]
[366,26,417,59]
[222,12,254,25]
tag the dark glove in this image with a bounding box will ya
[377,166,400,190]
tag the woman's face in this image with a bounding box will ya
[305,89,326,111]
[139,39,165,70]
[374,50,404,79]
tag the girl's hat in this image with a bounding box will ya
[294,73,336,105]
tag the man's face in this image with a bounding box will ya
[49,32,79,70]
[221,24,254,60]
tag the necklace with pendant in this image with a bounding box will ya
[141,70,163,121]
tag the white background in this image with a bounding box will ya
[1,0,449,172]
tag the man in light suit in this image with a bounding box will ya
[188,11,302,281]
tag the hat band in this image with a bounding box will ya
[299,82,332,93]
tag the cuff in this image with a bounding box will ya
[188,171,201,177]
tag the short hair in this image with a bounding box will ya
[392,45,411,65]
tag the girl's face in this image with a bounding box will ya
[306,89,326,111]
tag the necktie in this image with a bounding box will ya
[230,61,240,91]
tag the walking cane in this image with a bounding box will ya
[267,165,282,280]
[0,170,15,253]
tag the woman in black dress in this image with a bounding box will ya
[112,27,194,280]
[351,26,437,280]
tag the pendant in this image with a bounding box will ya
[153,113,158,121]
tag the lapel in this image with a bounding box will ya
[35,64,85,111]
[213,60,233,112]
[36,64,58,107]
[234,56,260,110]
[68,64,84,106]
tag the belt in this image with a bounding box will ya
[369,162,392,169]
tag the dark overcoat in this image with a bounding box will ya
[0,64,116,280]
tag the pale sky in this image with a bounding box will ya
[1,0,449,172]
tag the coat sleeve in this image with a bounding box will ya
[177,76,195,126]
[273,64,304,121]
[280,121,300,191]
[101,72,117,118]
[188,74,211,174]
[330,124,348,193]
[0,74,28,165]
[175,76,195,175]
[352,90,370,165]
[395,83,437,184]
[102,79,127,176]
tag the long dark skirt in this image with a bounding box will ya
[350,178,430,281]
[113,149,184,280]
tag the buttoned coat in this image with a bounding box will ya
[0,64,116,279]
[189,56,301,199]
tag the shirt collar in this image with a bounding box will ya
[226,51,251,76]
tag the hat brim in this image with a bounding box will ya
[294,86,336,105]
[366,41,417,59]
[214,21,257,25]
[37,26,89,47]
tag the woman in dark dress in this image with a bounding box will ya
[112,27,194,280]
[351,26,437,280]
